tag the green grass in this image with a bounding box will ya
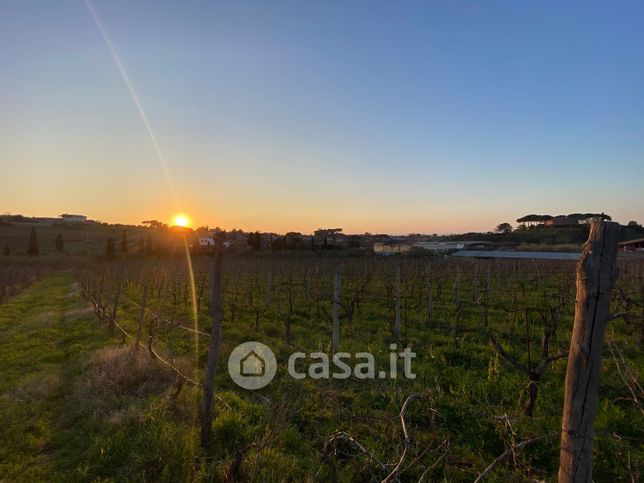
[0,273,201,482]
[1,261,642,482]
[0,273,100,479]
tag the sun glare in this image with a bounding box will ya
[173,214,190,227]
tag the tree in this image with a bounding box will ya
[627,220,641,228]
[516,214,552,227]
[3,244,9,256]
[141,220,168,229]
[27,227,39,256]
[121,230,128,253]
[55,233,64,252]
[578,213,612,224]
[105,238,115,260]
[495,223,513,234]
[247,232,262,251]
[271,236,286,251]
[348,235,361,248]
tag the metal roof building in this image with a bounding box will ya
[452,250,580,260]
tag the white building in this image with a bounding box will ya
[198,237,216,247]
[60,214,87,223]
[198,237,231,249]
[412,241,467,252]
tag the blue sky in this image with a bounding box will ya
[2,0,643,233]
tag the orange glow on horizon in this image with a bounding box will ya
[173,214,191,227]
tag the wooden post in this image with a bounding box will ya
[135,284,148,350]
[200,243,224,448]
[332,269,342,352]
[109,279,122,336]
[558,222,619,482]
[394,265,401,338]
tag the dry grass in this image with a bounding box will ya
[83,345,175,398]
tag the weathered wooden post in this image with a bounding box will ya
[332,269,342,352]
[200,242,224,448]
[135,284,148,351]
[558,221,619,482]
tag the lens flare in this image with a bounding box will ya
[83,0,177,206]
[84,2,200,466]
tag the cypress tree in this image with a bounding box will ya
[27,227,39,256]
[55,233,64,252]
[106,238,115,260]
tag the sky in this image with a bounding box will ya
[2,0,643,234]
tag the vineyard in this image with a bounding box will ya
[0,261,47,303]
[2,247,640,481]
[0,228,641,482]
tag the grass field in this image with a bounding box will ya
[0,273,197,481]
[0,221,152,257]
[1,253,641,482]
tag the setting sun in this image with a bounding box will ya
[173,214,190,227]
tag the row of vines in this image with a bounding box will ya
[67,253,643,480]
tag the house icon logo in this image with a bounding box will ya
[240,350,266,377]
[228,341,276,390]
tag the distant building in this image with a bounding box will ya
[412,241,506,252]
[618,238,644,252]
[198,237,216,247]
[373,241,412,255]
[60,214,87,223]
[412,241,467,252]
[196,236,231,250]
[453,250,580,260]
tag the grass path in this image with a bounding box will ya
[0,272,109,481]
